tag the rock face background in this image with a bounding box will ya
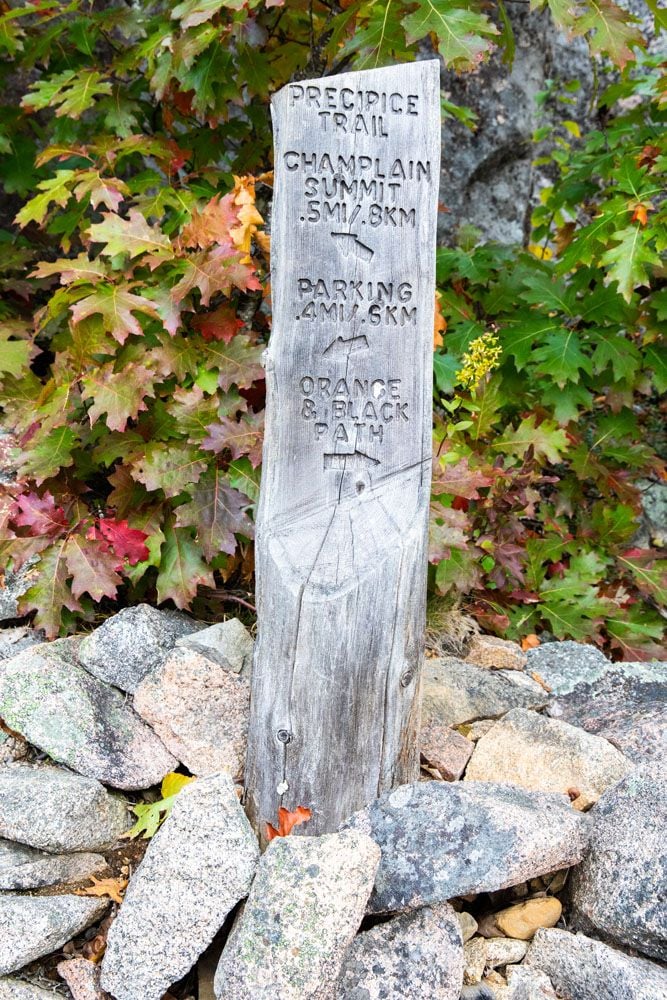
[438,4,593,246]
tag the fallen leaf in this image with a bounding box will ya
[75,875,128,905]
[521,633,541,651]
[266,805,312,841]
[530,671,552,692]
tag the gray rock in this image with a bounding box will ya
[0,894,108,975]
[0,979,64,1000]
[422,658,548,729]
[526,642,610,696]
[58,957,111,1000]
[343,782,588,914]
[214,831,380,1000]
[460,989,496,1000]
[525,928,667,1000]
[0,629,43,662]
[438,5,593,246]
[0,641,177,789]
[504,965,558,999]
[78,604,205,693]
[335,902,463,999]
[464,708,632,804]
[634,479,667,549]
[547,661,667,764]
[569,761,666,961]
[175,618,254,676]
[0,764,129,852]
[0,839,105,890]
[0,561,39,625]
[133,648,250,780]
[101,773,259,1000]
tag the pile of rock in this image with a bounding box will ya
[0,610,665,999]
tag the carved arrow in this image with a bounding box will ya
[330,232,375,261]
[322,333,369,359]
[323,450,380,471]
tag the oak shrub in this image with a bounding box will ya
[0,1,664,656]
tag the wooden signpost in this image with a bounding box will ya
[245,61,441,836]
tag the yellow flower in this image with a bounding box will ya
[456,332,502,390]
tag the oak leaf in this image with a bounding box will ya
[81,364,155,432]
[175,467,254,559]
[92,518,150,567]
[32,254,107,285]
[18,540,83,638]
[203,412,264,468]
[156,521,214,607]
[87,210,173,262]
[170,246,261,306]
[75,876,128,905]
[193,303,244,343]
[65,534,122,601]
[181,192,238,250]
[12,491,69,538]
[70,285,159,345]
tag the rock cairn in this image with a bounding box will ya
[0,608,664,999]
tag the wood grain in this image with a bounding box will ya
[245,61,441,837]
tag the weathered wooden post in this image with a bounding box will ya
[245,61,440,836]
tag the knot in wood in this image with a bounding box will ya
[276,729,293,744]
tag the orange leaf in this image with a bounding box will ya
[631,204,648,225]
[266,805,312,841]
[75,876,128,905]
[521,633,540,651]
[433,291,446,349]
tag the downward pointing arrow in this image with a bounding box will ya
[330,232,375,261]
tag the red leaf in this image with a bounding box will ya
[266,806,312,841]
[96,518,150,566]
[193,304,244,343]
[12,491,69,538]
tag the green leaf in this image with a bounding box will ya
[14,171,76,227]
[435,547,483,594]
[22,70,112,118]
[172,0,241,30]
[156,520,215,608]
[495,415,568,464]
[131,442,208,498]
[644,341,666,393]
[87,211,173,262]
[0,326,31,376]
[125,773,196,839]
[341,0,415,69]
[600,225,660,302]
[82,363,156,433]
[18,541,82,639]
[18,427,76,485]
[70,285,159,345]
[575,0,644,68]
[402,0,498,70]
[532,330,592,386]
[592,329,641,382]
